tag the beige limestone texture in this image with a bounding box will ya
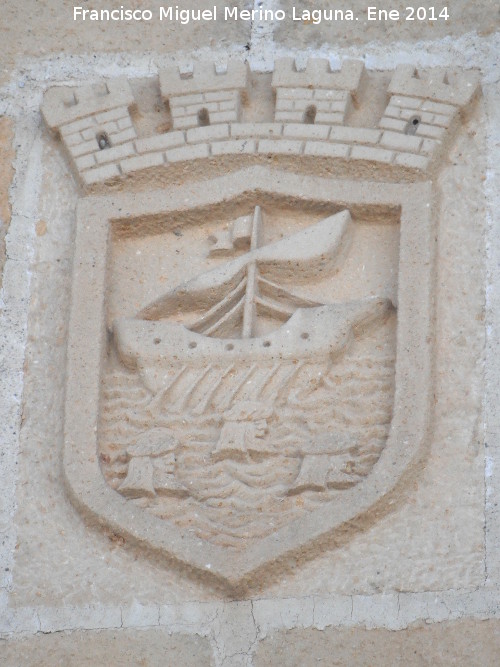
[0,629,213,666]
[254,620,500,666]
[0,116,15,284]
[274,0,499,47]
[0,2,497,664]
[6,78,486,606]
[0,1,250,86]
[261,99,486,599]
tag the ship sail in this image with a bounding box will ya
[137,206,353,336]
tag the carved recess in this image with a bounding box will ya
[43,59,479,591]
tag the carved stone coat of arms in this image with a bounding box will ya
[42,58,479,591]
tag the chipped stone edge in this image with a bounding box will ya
[2,589,500,642]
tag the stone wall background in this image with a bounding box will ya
[0,2,499,665]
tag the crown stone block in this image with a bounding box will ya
[42,78,135,130]
[272,59,364,125]
[38,62,479,188]
[159,61,249,98]
[272,59,364,95]
[388,64,480,107]
[162,66,247,130]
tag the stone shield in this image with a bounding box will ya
[63,165,434,592]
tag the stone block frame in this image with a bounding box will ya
[63,165,434,594]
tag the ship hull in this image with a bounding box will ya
[113,298,392,398]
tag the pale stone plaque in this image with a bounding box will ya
[39,59,480,592]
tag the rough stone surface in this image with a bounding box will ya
[254,620,500,666]
[0,1,250,86]
[0,4,498,665]
[3,64,486,604]
[0,629,213,666]
[0,116,15,284]
[274,1,499,47]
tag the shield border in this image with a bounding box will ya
[63,166,434,591]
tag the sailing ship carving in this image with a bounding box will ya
[111,206,394,501]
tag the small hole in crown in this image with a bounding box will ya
[303,105,317,125]
[405,116,421,135]
[197,108,210,127]
[97,132,111,149]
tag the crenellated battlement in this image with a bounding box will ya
[388,64,480,106]
[272,59,365,125]
[377,65,480,163]
[41,78,135,130]
[159,61,249,131]
[159,61,249,97]
[40,60,480,190]
[272,59,364,96]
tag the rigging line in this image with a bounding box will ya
[203,295,245,338]
[254,295,295,321]
[190,276,247,334]
[258,275,322,307]
[242,205,262,338]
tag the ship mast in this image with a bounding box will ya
[241,206,262,338]
[136,206,351,339]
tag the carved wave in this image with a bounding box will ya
[99,314,396,548]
